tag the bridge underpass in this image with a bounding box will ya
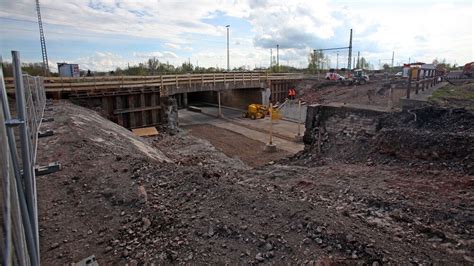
[5,72,301,129]
[178,106,304,154]
[184,87,266,110]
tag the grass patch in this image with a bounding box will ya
[429,83,474,109]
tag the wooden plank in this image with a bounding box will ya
[150,92,158,124]
[140,93,147,125]
[128,95,135,128]
[132,127,159,137]
[102,96,110,115]
[116,96,124,126]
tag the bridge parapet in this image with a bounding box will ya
[4,72,305,129]
[4,72,305,98]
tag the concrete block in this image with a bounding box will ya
[264,143,277,153]
[294,134,303,142]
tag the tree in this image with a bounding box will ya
[178,61,194,73]
[383,63,390,71]
[307,50,325,73]
[147,57,160,75]
[359,57,370,69]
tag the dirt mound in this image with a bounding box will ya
[378,107,474,133]
[36,101,170,264]
[37,101,473,264]
[299,107,474,173]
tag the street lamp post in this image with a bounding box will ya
[276,44,279,72]
[226,25,230,71]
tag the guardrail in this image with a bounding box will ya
[3,72,305,96]
[1,51,59,265]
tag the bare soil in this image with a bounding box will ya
[298,79,406,108]
[183,124,289,167]
[429,81,474,110]
[36,100,473,264]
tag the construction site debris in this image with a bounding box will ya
[132,127,159,137]
[36,100,473,264]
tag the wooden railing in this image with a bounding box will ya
[4,72,304,95]
[406,69,443,99]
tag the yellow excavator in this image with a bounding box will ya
[242,104,282,120]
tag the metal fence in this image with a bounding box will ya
[1,51,46,265]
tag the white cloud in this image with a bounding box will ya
[163,43,180,50]
[72,52,130,71]
[2,0,471,71]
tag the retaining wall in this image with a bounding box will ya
[303,103,388,144]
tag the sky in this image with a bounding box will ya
[0,0,472,72]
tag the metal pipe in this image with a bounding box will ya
[217,91,222,118]
[315,46,350,52]
[1,55,38,265]
[12,51,40,264]
[269,103,273,145]
[226,25,230,71]
[0,64,12,266]
[276,44,279,72]
[297,100,301,136]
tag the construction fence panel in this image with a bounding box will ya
[1,51,45,265]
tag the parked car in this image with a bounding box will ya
[395,72,403,77]
[325,72,345,81]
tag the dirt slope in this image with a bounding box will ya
[36,101,473,264]
[36,101,170,264]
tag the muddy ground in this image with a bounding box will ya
[298,79,406,108]
[183,124,289,167]
[36,101,473,264]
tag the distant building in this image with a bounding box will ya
[57,63,80,77]
[402,62,425,78]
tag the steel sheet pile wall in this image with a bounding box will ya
[1,51,46,265]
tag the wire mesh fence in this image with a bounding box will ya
[1,51,46,265]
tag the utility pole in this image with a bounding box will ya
[270,49,273,68]
[409,57,411,64]
[347,29,352,70]
[336,52,339,69]
[391,51,394,68]
[36,0,49,76]
[353,57,356,69]
[226,25,230,71]
[276,44,280,72]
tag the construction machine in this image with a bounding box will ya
[344,69,370,85]
[242,103,282,120]
[243,104,267,119]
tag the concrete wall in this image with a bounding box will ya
[304,103,388,144]
[220,88,263,110]
[188,91,218,105]
[187,88,263,110]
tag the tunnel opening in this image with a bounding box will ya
[183,88,266,110]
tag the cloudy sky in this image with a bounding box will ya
[0,0,472,72]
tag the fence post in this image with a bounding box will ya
[12,51,40,264]
[406,68,412,99]
[1,59,32,266]
[415,69,421,94]
[0,63,12,265]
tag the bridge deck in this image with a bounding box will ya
[5,72,304,97]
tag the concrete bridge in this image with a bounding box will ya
[5,72,304,129]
